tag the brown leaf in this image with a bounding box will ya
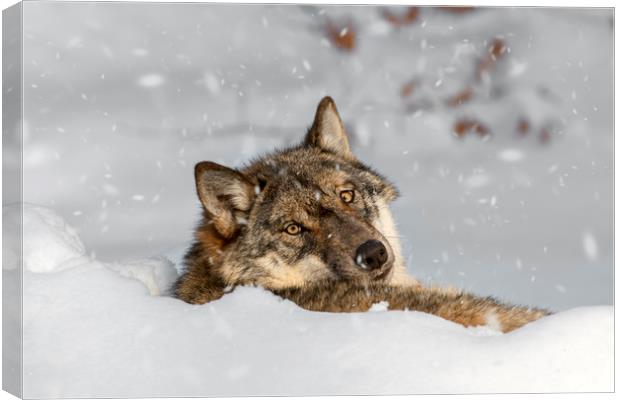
[326,20,356,52]
[516,118,530,136]
[453,119,490,138]
[447,88,473,107]
[400,80,417,98]
[440,6,476,14]
[382,7,419,27]
[489,38,507,59]
[477,38,508,80]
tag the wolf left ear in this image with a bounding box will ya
[305,96,354,160]
[195,161,255,239]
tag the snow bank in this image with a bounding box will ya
[17,205,613,398]
[107,256,178,296]
[4,203,89,273]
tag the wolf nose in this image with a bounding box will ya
[355,240,388,271]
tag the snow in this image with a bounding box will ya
[4,204,89,273]
[582,230,599,261]
[137,73,165,88]
[498,148,524,162]
[11,205,614,397]
[9,4,614,397]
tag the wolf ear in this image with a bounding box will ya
[195,161,255,239]
[305,96,354,160]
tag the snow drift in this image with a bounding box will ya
[9,204,613,398]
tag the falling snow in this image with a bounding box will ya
[498,148,524,162]
[137,73,165,88]
[582,231,599,261]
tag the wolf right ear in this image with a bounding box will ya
[305,96,355,160]
[195,161,255,239]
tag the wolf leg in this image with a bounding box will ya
[404,287,551,333]
[273,283,550,333]
[173,270,226,305]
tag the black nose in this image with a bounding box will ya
[355,240,388,271]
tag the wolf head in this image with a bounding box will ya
[187,97,415,295]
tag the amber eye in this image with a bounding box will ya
[284,223,302,235]
[339,190,355,203]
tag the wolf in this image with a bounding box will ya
[174,96,550,333]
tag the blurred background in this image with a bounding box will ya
[16,3,612,311]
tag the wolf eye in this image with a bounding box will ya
[284,223,302,235]
[339,190,355,203]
